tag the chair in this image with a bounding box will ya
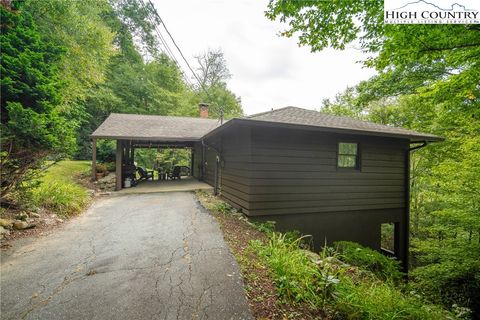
[168,166,181,180]
[137,167,154,181]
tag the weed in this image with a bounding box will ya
[251,220,276,234]
[214,201,234,214]
[335,241,404,283]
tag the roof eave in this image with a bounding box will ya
[89,135,203,142]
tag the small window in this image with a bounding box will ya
[337,142,359,169]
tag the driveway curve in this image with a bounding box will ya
[1,192,252,320]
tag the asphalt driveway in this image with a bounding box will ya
[0,192,252,320]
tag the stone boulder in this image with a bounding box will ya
[0,218,13,229]
[13,220,35,230]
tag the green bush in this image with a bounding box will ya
[32,181,88,217]
[31,161,91,217]
[250,232,328,308]
[97,140,116,163]
[214,201,234,214]
[410,259,480,317]
[104,162,116,172]
[251,231,452,318]
[251,220,276,234]
[335,241,404,282]
[335,277,450,319]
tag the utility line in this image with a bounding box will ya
[147,0,202,85]
[138,0,195,88]
[144,0,224,119]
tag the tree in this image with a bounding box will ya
[266,1,480,313]
[266,2,480,105]
[193,49,243,119]
[24,0,115,104]
[195,49,232,88]
[0,2,74,203]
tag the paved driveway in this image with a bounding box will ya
[1,192,252,320]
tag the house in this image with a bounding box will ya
[91,105,442,269]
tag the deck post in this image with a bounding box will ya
[92,138,97,181]
[130,144,135,165]
[190,148,194,177]
[116,140,123,191]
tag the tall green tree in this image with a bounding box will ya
[266,0,480,314]
[0,2,74,202]
[24,0,115,105]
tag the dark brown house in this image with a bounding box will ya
[92,106,442,268]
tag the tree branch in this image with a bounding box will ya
[421,43,480,52]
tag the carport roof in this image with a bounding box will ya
[91,113,222,141]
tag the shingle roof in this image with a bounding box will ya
[91,113,222,141]
[92,107,442,142]
[243,106,442,142]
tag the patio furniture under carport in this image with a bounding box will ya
[90,111,222,191]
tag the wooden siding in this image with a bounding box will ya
[203,145,217,187]
[218,125,251,208]
[242,126,409,216]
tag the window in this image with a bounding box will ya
[337,142,359,169]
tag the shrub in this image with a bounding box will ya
[250,232,331,308]
[335,241,404,282]
[97,140,116,163]
[104,162,116,172]
[410,258,480,317]
[335,277,450,319]
[31,161,91,217]
[95,163,108,173]
[251,220,276,234]
[214,201,234,214]
[32,181,88,217]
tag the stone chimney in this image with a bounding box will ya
[199,103,209,118]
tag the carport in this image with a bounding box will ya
[90,106,221,191]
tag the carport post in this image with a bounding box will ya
[92,138,97,181]
[116,140,123,190]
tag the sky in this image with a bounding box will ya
[152,0,377,115]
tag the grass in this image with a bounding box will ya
[31,160,91,217]
[195,190,322,319]
[253,231,453,319]
[196,191,455,320]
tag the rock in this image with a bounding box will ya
[56,218,64,223]
[87,189,95,196]
[13,220,30,230]
[0,226,10,239]
[301,249,321,264]
[0,218,13,229]
[15,212,29,221]
[26,218,35,223]
[30,212,41,218]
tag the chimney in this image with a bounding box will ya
[199,103,209,118]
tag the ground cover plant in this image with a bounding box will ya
[31,161,91,217]
[197,191,457,320]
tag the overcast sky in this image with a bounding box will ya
[152,0,377,115]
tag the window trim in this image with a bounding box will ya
[336,141,361,170]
